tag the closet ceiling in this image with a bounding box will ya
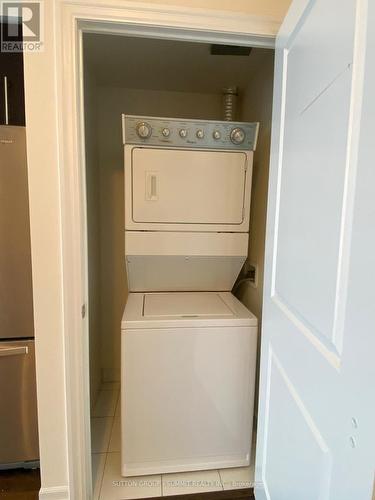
[83,34,272,94]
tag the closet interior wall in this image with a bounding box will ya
[96,87,222,384]
[238,50,275,322]
[237,50,275,419]
[83,35,274,408]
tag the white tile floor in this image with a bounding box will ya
[91,384,255,500]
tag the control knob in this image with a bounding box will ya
[179,129,188,138]
[230,127,246,145]
[162,128,170,137]
[136,122,152,139]
[196,129,204,139]
[213,130,221,140]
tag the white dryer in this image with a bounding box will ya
[122,115,258,292]
[121,115,259,477]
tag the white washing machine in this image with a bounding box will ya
[121,115,259,477]
[121,292,257,477]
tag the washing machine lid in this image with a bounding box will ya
[122,292,257,329]
[144,292,233,318]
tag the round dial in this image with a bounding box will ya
[179,129,187,138]
[230,127,246,145]
[196,129,204,139]
[136,122,152,139]
[162,128,170,137]
[213,130,221,140]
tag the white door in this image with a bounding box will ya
[131,148,248,224]
[256,1,375,499]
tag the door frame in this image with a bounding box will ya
[54,1,279,497]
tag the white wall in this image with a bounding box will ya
[93,86,222,382]
[23,1,68,494]
[131,0,291,20]
[237,51,275,322]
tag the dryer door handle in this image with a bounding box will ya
[146,172,158,201]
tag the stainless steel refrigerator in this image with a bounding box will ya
[0,125,39,467]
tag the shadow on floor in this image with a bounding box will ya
[0,468,40,499]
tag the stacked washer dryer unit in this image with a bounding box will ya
[121,115,259,477]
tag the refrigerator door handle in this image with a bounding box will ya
[4,76,9,125]
[0,345,28,357]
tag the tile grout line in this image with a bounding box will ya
[101,389,234,498]
[95,387,120,500]
[106,389,120,453]
[106,416,115,453]
[97,450,109,500]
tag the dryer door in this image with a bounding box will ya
[131,148,247,226]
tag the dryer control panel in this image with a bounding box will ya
[122,115,259,151]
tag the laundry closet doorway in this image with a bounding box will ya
[56,6,277,499]
[83,27,274,499]
[26,1,374,499]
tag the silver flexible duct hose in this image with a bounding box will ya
[222,87,238,121]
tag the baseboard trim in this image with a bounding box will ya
[254,484,266,500]
[39,485,69,500]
